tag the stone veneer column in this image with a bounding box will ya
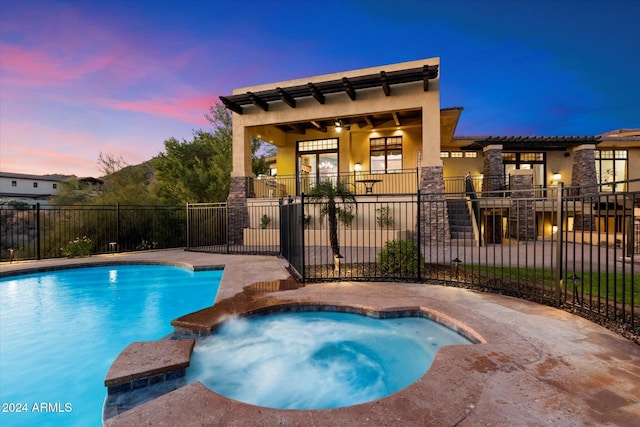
[481,144,505,243]
[570,144,598,231]
[481,145,505,196]
[419,166,450,243]
[508,170,536,241]
[227,177,254,245]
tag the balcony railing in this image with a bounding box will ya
[253,172,567,199]
[252,169,420,197]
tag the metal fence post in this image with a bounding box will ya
[301,193,306,284]
[417,190,422,281]
[185,203,190,250]
[116,203,120,251]
[36,203,41,260]
[554,183,564,307]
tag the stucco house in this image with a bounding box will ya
[219,57,638,244]
[0,172,68,206]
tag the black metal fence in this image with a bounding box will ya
[187,181,639,339]
[1,204,185,261]
[2,183,638,339]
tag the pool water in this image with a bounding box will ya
[0,265,221,427]
[187,311,471,409]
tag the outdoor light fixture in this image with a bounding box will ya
[335,119,342,132]
[354,163,362,172]
[552,173,562,181]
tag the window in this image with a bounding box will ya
[443,151,474,158]
[595,150,627,191]
[33,182,38,188]
[53,183,57,189]
[297,138,339,193]
[502,152,546,187]
[11,180,17,187]
[370,136,402,173]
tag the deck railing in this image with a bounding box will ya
[188,180,639,342]
[252,169,420,197]
[1,204,185,261]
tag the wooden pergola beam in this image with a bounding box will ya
[247,91,268,111]
[308,82,325,104]
[288,123,306,134]
[422,65,430,91]
[310,120,327,132]
[392,112,401,126]
[342,77,356,100]
[277,87,296,108]
[219,96,243,114]
[364,115,375,128]
[380,71,391,96]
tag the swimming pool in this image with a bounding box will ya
[187,310,472,409]
[0,265,221,427]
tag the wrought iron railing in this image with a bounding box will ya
[252,169,420,198]
[1,204,185,261]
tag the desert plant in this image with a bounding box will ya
[306,180,357,257]
[376,206,394,228]
[377,239,424,275]
[260,214,271,229]
[62,236,93,258]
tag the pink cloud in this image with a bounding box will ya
[99,94,217,125]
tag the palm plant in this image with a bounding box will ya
[306,180,356,258]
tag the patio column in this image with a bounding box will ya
[419,166,450,243]
[419,101,450,243]
[508,169,536,241]
[481,144,504,195]
[570,144,598,231]
[481,144,504,243]
[227,125,255,245]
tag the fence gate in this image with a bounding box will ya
[280,198,305,281]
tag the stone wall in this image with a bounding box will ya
[227,177,254,245]
[481,145,505,196]
[570,145,597,231]
[419,166,450,243]
[508,171,536,241]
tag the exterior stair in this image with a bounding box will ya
[447,199,476,243]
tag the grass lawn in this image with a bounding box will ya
[466,265,639,305]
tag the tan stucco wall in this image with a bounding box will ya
[230,58,441,177]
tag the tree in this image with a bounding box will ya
[52,153,156,206]
[251,138,275,176]
[153,130,231,204]
[306,180,356,258]
[51,177,94,205]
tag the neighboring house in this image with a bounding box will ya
[0,172,69,206]
[219,57,637,243]
[0,172,106,206]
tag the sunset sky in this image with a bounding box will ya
[1,0,638,177]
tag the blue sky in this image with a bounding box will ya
[1,0,638,176]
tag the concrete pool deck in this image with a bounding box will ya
[1,249,639,426]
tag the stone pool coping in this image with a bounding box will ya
[104,339,195,392]
[2,250,639,426]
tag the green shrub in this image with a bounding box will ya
[260,214,271,229]
[377,239,424,275]
[337,208,355,226]
[376,206,394,228]
[62,236,93,258]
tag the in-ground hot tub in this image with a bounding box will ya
[186,305,477,409]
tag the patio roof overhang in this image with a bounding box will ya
[219,65,439,116]
[461,135,601,151]
[219,65,439,135]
